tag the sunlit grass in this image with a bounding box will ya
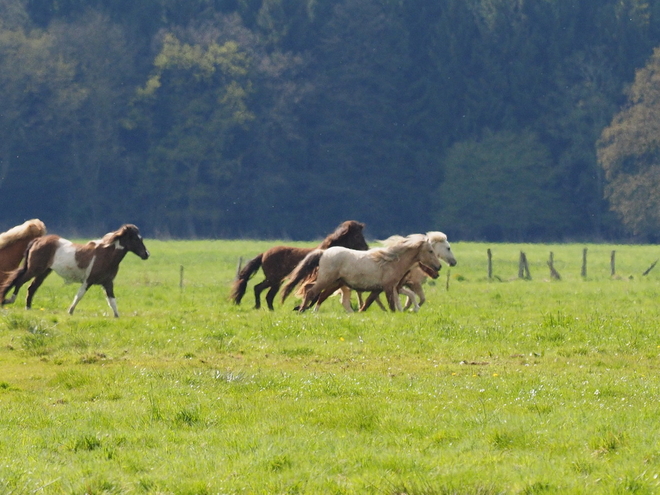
[1,239,660,493]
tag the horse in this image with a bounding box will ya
[0,224,149,317]
[230,220,369,310]
[281,234,442,313]
[308,231,457,313]
[0,219,47,287]
[378,231,457,311]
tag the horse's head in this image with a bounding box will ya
[322,220,369,251]
[417,240,442,279]
[426,231,457,267]
[103,224,150,260]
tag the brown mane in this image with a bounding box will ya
[318,220,365,249]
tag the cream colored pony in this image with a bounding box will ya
[380,231,457,311]
[281,234,441,312]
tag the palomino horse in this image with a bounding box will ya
[0,224,149,317]
[230,220,369,310]
[0,219,47,287]
[281,234,441,312]
[379,231,457,311]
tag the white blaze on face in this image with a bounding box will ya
[52,239,95,283]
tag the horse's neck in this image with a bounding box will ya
[105,244,128,264]
[380,246,420,279]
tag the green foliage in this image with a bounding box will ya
[6,0,660,239]
[131,28,255,235]
[598,46,660,236]
[435,130,566,240]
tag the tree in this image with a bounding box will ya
[435,130,567,241]
[0,12,86,227]
[49,11,140,231]
[129,18,255,236]
[597,46,660,237]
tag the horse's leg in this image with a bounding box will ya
[399,286,419,312]
[374,295,388,311]
[313,281,343,312]
[25,269,52,309]
[356,291,364,310]
[67,282,89,315]
[339,286,354,313]
[413,282,426,308]
[358,291,382,312]
[253,279,270,310]
[265,282,281,311]
[2,265,34,305]
[102,281,119,317]
[385,287,400,312]
[298,283,318,313]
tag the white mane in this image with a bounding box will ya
[370,234,426,264]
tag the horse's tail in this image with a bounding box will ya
[281,249,324,303]
[0,238,34,304]
[230,253,264,305]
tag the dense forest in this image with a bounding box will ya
[3,0,660,241]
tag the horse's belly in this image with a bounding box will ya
[52,244,89,283]
[338,266,383,291]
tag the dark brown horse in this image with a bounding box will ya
[230,220,368,310]
[1,224,149,317]
[0,219,47,287]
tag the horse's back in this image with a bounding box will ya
[262,245,313,279]
[318,247,379,284]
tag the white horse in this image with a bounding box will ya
[379,231,457,311]
[281,234,441,312]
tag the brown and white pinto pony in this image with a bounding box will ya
[0,219,47,287]
[0,224,149,317]
[230,220,369,310]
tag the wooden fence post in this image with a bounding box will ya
[519,251,531,280]
[179,265,184,289]
[581,248,587,278]
[487,248,492,280]
[610,250,616,277]
[548,252,561,280]
[643,260,658,276]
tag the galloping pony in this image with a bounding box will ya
[378,231,457,311]
[0,224,149,317]
[281,234,441,313]
[0,219,47,287]
[230,220,369,310]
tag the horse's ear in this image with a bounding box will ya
[100,225,136,247]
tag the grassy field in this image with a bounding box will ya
[1,239,660,494]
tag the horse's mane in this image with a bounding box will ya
[0,219,46,249]
[100,224,140,247]
[380,231,448,247]
[318,220,364,249]
[370,234,427,264]
[425,231,447,244]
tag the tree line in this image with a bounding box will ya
[2,0,660,241]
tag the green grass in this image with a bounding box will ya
[1,239,660,493]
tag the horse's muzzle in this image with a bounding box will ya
[420,263,441,279]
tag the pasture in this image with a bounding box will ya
[1,239,660,494]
